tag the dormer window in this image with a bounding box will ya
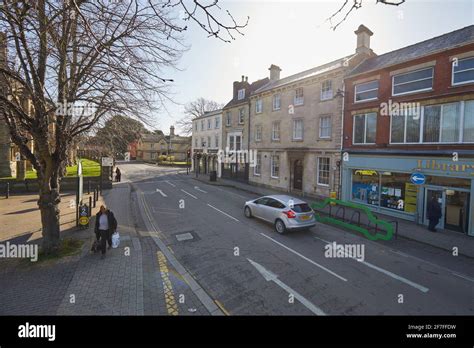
[238,89,245,100]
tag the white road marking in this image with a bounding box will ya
[165,181,176,187]
[181,189,197,199]
[194,186,207,193]
[247,258,326,315]
[207,204,240,222]
[452,272,474,283]
[261,233,347,282]
[156,189,167,197]
[313,236,429,293]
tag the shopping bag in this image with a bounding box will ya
[112,231,120,248]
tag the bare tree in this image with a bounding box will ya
[0,0,248,253]
[327,0,405,30]
[177,97,223,136]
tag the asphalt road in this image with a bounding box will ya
[120,161,474,315]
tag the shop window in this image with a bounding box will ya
[390,109,420,143]
[380,172,417,213]
[351,170,379,205]
[463,100,474,142]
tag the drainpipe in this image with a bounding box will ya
[339,83,345,200]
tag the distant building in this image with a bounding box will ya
[136,126,191,162]
[191,109,222,176]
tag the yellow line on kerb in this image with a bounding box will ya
[157,251,179,316]
[214,300,230,316]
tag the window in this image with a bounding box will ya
[355,80,378,102]
[392,67,433,96]
[238,89,245,100]
[272,122,280,141]
[254,154,261,176]
[215,117,220,129]
[294,87,304,105]
[238,108,245,124]
[214,135,219,148]
[321,80,333,100]
[226,111,231,126]
[273,94,281,111]
[255,125,262,142]
[317,157,330,186]
[319,116,332,138]
[353,112,376,144]
[229,136,234,150]
[151,153,157,160]
[201,120,204,131]
[255,98,263,114]
[390,100,474,144]
[235,135,241,151]
[293,119,303,140]
[194,122,198,131]
[271,155,280,178]
[351,170,379,205]
[201,137,205,147]
[390,108,420,143]
[194,138,198,147]
[207,119,211,129]
[452,57,474,86]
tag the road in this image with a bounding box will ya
[120,161,474,315]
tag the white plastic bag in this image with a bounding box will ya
[112,231,120,248]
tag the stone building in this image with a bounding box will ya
[248,25,374,198]
[137,126,191,162]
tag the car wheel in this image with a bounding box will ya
[275,219,286,234]
[244,206,252,218]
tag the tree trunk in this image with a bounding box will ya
[38,176,61,254]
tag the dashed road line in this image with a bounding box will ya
[313,236,429,293]
[207,204,240,222]
[156,189,167,197]
[261,233,347,282]
[181,189,198,199]
[165,180,176,187]
[194,186,207,193]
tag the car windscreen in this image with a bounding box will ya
[292,203,312,213]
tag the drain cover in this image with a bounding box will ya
[175,232,194,242]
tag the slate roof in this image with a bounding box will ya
[253,55,354,94]
[348,25,474,77]
[192,109,222,121]
[223,78,269,109]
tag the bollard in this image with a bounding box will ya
[89,196,92,217]
[6,182,9,199]
[88,180,91,194]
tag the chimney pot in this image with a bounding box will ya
[354,24,373,55]
[269,64,281,82]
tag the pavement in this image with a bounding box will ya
[192,173,474,258]
[1,161,473,315]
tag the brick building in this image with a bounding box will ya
[341,25,474,236]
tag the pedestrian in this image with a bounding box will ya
[94,205,118,259]
[115,167,121,182]
[427,196,442,232]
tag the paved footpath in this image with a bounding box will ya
[0,180,209,315]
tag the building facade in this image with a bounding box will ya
[191,109,222,176]
[221,76,269,182]
[342,25,474,237]
[137,127,191,162]
[248,25,374,198]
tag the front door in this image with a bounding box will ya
[445,190,470,233]
[424,188,445,230]
[293,160,303,190]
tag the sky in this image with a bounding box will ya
[154,0,474,135]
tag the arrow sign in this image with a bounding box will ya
[247,258,326,316]
[410,173,426,185]
[156,189,167,197]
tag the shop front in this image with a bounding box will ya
[341,154,474,236]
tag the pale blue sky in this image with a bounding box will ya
[154,0,474,135]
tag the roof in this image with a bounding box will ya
[140,133,163,142]
[348,25,474,77]
[192,109,222,121]
[223,78,269,109]
[265,195,306,204]
[253,55,354,94]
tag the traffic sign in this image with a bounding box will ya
[101,157,113,166]
[410,172,426,185]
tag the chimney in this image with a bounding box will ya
[354,25,373,54]
[269,64,281,82]
[241,75,245,82]
[170,125,175,136]
[245,76,248,82]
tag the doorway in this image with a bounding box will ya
[424,188,445,230]
[293,160,303,190]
